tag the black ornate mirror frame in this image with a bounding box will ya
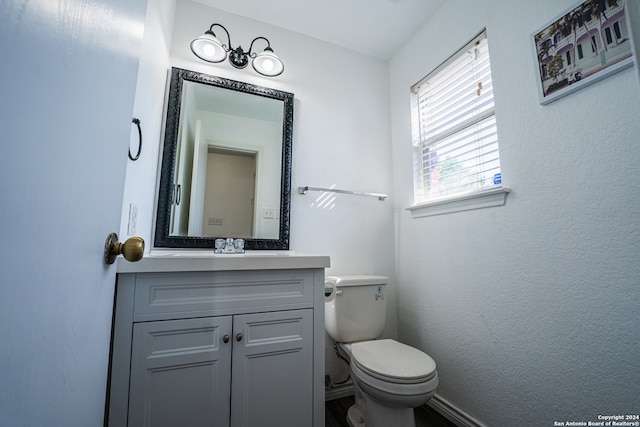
[154,67,293,250]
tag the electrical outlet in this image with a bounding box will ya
[208,217,223,226]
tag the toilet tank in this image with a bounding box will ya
[324,275,388,343]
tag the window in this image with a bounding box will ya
[605,27,613,45]
[410,30,505,214]
[613,21,622,40]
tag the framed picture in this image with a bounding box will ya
[531,0,633,105]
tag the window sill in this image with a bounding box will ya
[407,187,511,218]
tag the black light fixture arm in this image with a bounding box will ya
[208,23,231,51]
[247,36,273,57]
[208,23,252,69]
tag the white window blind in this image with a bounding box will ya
[411,30,501,205]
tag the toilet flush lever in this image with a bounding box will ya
[324,286,342,297]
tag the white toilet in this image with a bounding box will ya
[324,275,438,427]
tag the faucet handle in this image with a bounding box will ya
[214,238,226,254]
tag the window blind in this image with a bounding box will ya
[411,31,501,203]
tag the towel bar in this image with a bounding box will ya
[298,186,387,201]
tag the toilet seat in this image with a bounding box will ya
[350,339,436,384]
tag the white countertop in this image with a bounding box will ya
[116,250,330,273]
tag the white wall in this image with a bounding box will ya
[389,0,640,425]
[121,0,396,388]
[120,0,176,242]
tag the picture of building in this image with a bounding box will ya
[534,0,631,100]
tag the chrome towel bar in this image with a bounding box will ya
[298,186,388,201]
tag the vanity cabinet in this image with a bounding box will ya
[107,261,327,427]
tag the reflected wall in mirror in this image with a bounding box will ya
[155,68,293,250]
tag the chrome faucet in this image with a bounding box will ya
[214,238,245,254]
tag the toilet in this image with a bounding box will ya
[324,275,438,427]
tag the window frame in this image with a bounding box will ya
[407,30,509,218]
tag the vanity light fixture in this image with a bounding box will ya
[190,23,284,77]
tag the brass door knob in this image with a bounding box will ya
[104,232,144,265]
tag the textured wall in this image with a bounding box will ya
[389,0,640,425]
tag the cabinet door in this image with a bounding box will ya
[231,309,313,427]
[128,316,233,427]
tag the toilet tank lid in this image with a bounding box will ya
[326,275,388,287]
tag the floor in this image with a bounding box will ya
[325,396,457,427]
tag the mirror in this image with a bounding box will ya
[155,68,293,250]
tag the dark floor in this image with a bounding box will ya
[325,396,457,427]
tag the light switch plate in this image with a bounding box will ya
[127,203,138,235]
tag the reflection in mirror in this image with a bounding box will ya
[171,81,283,239]
[155,68,293,250]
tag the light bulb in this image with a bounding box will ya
[261,59,274,72]
[202,43,217,58]
[252,49,284,76]
[190,32,226,63]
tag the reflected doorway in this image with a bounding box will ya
[202,148,257,238]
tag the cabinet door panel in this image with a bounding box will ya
[231,309,313,427]
[128,316,233,427]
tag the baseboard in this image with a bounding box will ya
[325,382,355,401]
[326,385,486,427]
[426,394,487,427]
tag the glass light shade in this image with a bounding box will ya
[190,32,227,63]
[252,49,284,76]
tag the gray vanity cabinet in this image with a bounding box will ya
[128,315,233,426]
[107,267,324,427]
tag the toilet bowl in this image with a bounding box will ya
[339,340,438,427]
[324,275,439,427]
